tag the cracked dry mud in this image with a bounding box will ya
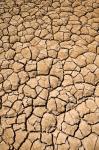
[0,0,99,150]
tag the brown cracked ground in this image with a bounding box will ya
[0,0,99,150]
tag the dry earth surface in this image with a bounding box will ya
[0,0,99,150]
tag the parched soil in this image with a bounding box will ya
[0,0,99,150]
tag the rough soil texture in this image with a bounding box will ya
[0,0,99,150]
